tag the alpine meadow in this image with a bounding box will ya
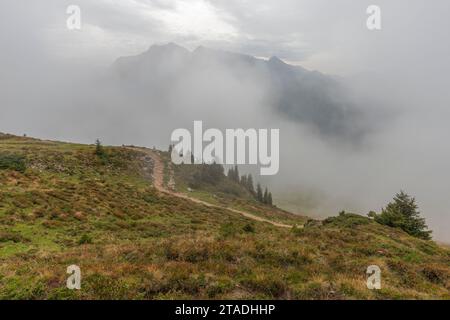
[0,0,449,303]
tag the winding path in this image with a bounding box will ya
[130,147,292,229]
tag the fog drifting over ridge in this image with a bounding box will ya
[0,0,449,242]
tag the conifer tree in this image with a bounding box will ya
[256,183,263,202]
[247,174,255,195]
[233,165,240,182]
[227,167,235,180]
[95,139,105,157]
[268,192,273,206]
[374,191,432,240]
[240,174,247,187]
[263,188,269,204]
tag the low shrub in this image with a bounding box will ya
[243,223,255,233]
[421,265,449,285]
[0,153,26,172]
[78,234,93,245]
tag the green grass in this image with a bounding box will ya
[171,159,307,226]
[0,133,448,300]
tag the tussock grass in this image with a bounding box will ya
[0,135,448,299]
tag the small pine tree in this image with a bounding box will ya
[247,174,255,195]
[95,139,105,157]
[168,144,173,154]
[375,191,432,240]
[367,211,377,219]
[240,174,247,187]
[193,162,225,186]
[227,165,241,183]
[268,192,273,206]
[233,165,240,182]
[227,167,235,180]
[256,183,263,202]
[263,188,269,204]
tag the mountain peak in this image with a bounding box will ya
[193,45,206,52]
[269,56,285,64]
[146,42,189,54]
[192,45,219,55]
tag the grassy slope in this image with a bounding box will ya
[166,152,307,226]
[0,134,448,299]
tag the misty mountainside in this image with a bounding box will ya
[111,43,368,141]
[0,133,449,299]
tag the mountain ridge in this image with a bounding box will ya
[110,43,369,141]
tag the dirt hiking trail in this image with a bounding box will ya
[130,147,292,229]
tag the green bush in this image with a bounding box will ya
[0,153,26,172]
[421,265,448,285]
[78,234,93,245]
[243,223,255,233]
[219,222,239,238]
[374,191,432,240]
[323,213,370,228]
[191,163,225,186]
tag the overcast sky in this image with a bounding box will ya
[1,0,447,72]
[2,0,449,112]
[1,0,449,241]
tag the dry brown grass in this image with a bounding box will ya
[0,134,448,300]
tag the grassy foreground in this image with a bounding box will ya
[0,133,448,299]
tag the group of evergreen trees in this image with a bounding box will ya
[227,165,273,206]
[168,144,274,206]
[192,162,224,186]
